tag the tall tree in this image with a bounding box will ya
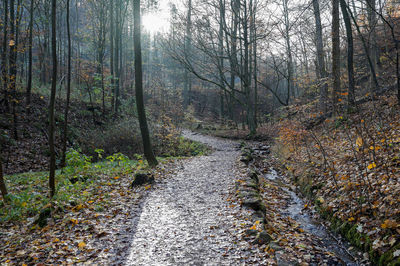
[283,0,294,103]
[2,0,9,109]
[0,157,8,203]
[110,0,115,112]
[133,0,158,167]
[367,0,378,92]
[9,0,19,140]
[340,0,355,107]
[332,0,340,114]
[183,0,192,108]
[48,0,57,197]
[26,0,35,109]
[313,0,328,112]
[61,0,72,168]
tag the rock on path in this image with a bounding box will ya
[125,131,259,265]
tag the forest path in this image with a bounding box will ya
[124,131,262,265]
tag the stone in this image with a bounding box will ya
[238,191,259,199]
[269,241,283,251]
[34,207,52,227]
[130,173,154,188]
[242,198,266,212]
[240,155,252,164]
[249,171,259,183]
[253,231,272,245]
[244,229,259,236]
[244,181,258,189]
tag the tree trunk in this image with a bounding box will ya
[340,0,355,107]
[110,0,115,112]
[2,0,8,110]
[0,157,8,203]
[9,0,18,140]
[252,2,258,127]
[283,0,293,104]
[48,0,57,198]
[346,4,380,92]
[183,0,192,108]
[26,0,34,109]
[367,0,378,92]
[312,0,328,112]
[133,0,158,167]
[243,0,256,136]
[218,0,225,119]
[332,0,341,114]
[61,0,71,168]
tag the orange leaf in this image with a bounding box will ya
[368,162,377,170]
[78,241,86,249]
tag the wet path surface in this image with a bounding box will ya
[125,132,254,265]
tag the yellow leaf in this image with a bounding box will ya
[348,217,355,222]
[368,162,376,170]
[356,137,363,147]
[144,185,151,190]
[70,218,78,225]
[87,200,94,204]
[78,242,86,249]
[21,202,27,208]
[381,219,398,229]
[75,204,85,211]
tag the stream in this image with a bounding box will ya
[264,168,362,265]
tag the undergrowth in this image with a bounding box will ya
[0,135,209,224]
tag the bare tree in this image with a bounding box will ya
[61,0,72,168]
[26,0,35,109]
[48,0,57,197]
[0,157,7,203]
[133,0,158,167]
[332,0,340,114]
[340,0,355,107]
[312,0,328,112]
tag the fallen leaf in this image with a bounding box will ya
[78,242,86,249]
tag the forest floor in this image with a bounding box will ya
[191,93,400,265]
[1,130,366,265]
[118,131,364,265]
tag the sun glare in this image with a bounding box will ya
[142,13,168,34]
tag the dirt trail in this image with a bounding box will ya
[124,131,266,265]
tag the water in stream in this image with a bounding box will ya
[265,169,361,266]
